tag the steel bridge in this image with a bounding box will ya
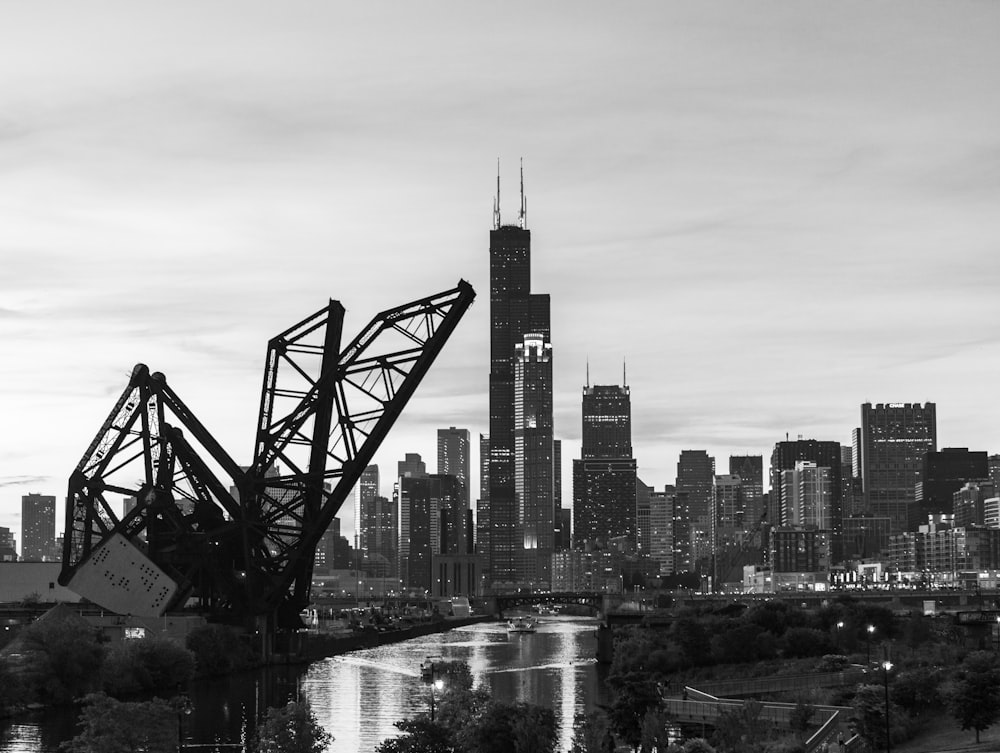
[59,281,475,642]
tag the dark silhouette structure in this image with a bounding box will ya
[59,281,475,638]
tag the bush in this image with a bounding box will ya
[20,617,105,704]
[61,692,177,753]
[186,623,256,676]
[781,628,834,659]
[102,637,196,696]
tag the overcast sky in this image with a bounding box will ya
[2,1,999,546]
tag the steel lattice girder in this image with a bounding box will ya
[59,280,475,622]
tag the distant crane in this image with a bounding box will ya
[59,280,475,640]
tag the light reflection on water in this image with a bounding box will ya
[0,616,607,753]
[303,616,606,752]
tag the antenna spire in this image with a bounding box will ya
[623,358,627,387]
[494,158,501,229]
[519,158,526,229]
[586,357,590,388]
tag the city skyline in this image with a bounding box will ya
[2,2,999,546]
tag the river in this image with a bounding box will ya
[0,615,610,752]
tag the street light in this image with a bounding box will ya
[836,620,844,651]
[420,660,445,722]
[866,624,876,665]
[172,695,192,753]
[882,653,893,753]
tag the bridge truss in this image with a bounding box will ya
[59,280,475,629]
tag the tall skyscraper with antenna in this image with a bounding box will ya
[488,161,553,587]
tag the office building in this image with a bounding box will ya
[397,473,460,593]
[514,332,555,586]
[780,462,833,530]
[488,166,552,586]
[842,515,892,560]
[0,527,16,562]
[358,466,397,577]
[438,427,471,508]
[770,439,843,560]
[21,493,56,562]
[859,402,937,534]
[729,455,763,527]
[676,450,715,574]
[573,383,637,548]
[912,448,988,528]
[476,434,490,558]
[649,485,675,576]
[769,527,830,574]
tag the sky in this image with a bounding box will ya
[2,1,999,547]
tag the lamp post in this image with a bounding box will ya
[420,660,445,722]
[882,652,893,753]
[173,695,192,753]
[836,620,844,651]
[866,624,875,665]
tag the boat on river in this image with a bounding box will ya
[507,616,537,633]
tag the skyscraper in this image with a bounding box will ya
[769,439,843,560]
[488,165,552,586]
[573,382,637,547]
[20,493,56,562]
[514,333,554,585]
[357,466,397,577]
[476,433,490,558]
[729,455,763,528]
[676,450,715,573]
[912,447,988,528]
[860,402,937,534]
[396,473,460,593]
[437,427,471,508]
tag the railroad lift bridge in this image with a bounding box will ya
[59,281,475,653]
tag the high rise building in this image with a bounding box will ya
[396,473,460,593]
[780,461,833,529]
[553,439,568,550]
[650,485,675,576]
[438,427,471,508]
[729,456,763,528]
[769,439,843,559]
[488,166,552,586]
[398,453,427,480]
[573,382,637,548]
[476,434,490,558]
[913,448,988,528]
[514,333,555,586]
[357,465,397,577]
[357,465,380,554]
[860,402,937,534]
[0,527,16,562]
[20,493,56,562]
[676,450,715,573]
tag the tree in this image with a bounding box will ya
[455,701,557,753]
[101,637,196,696]
[21,616,105,704]
[714,698,769,753]
[249,700,332,753]
[639,708,672,753]
[60,692,177,753]
[570,711,615,753]
[608,675,661,750]
[850,684,904,751]
[375,719,454,753]
[186,623,256,676]
[947,650,1000,744]
[789,698,816,738]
